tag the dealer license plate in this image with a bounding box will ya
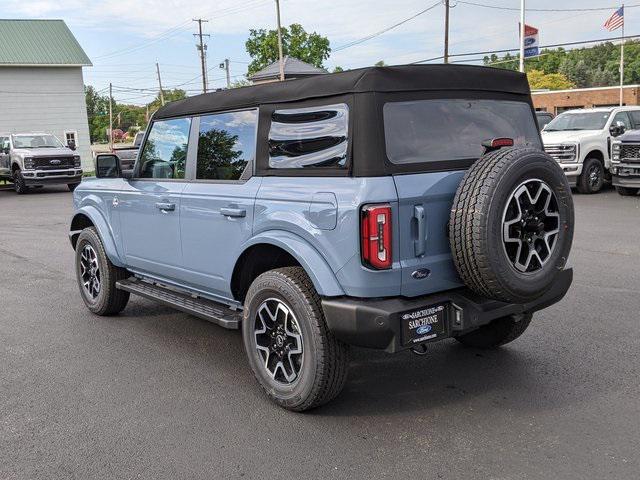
[401,303,448,346]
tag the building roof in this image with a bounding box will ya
[0,19,91,66]
[249,56,327,81]
[156,64,530,119]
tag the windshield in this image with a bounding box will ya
[12,134,65,149]
[545,111,610,132]
[384,99,541,165]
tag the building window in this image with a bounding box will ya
[64,130,78,148]
[555,106,583,115]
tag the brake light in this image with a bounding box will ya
[361,204,392,270]
[482,137,514,149]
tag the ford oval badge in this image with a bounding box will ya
[416,325,432,335]
[411,268,431,280]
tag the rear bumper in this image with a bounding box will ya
[322,268,573,353]
[22,169,82,185]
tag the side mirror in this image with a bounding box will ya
[610,124,626,137]
[67,139,76,151]
[95,154,122,178]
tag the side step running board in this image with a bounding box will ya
[116,278,241,330]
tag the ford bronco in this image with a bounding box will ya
[69,65,574,411]
[0,132,82,193]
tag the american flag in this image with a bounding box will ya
[604,6,624,31]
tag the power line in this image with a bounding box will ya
[333,1,442,52]
[456,0,640,12]
[412,33,640,64]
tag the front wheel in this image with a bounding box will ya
[577,158,604,194]
[242,267,349,411]
[13,169,29,194]
[615,186,639,196]
[456,313,533,349]
[75,227,130,315]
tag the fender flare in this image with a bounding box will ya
[70,205,125,267]
[240,230,345,297]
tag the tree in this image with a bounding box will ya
[85,85,110,143]
[332,66,344,73]
[374,60,387,67]
[147,89,187,112]
[527,70,575,90]
[245,23,330,76]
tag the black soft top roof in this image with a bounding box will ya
[154,64,530,119]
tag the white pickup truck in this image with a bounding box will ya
[541,106,640,193]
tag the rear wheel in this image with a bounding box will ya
[456,313,533,349]
[615,186,639,196]
[75,227,130,315]
[12,169,29,194]
[242,267,349,411]
[577,158,604,194]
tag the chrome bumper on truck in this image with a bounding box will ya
[611,163,640,188]
[21,169,82,185]
[322,268,573,353]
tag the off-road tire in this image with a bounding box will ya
[449,147,574,304]
[75,227,130,315]
[242,267,349,411]
[577,158,604,194]
[456,313,533,349]
[13,169,29,194]
[68,183,80,192]
[615,186,639,196]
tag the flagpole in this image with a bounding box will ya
[620,4,624,106]
[519,0,525,73]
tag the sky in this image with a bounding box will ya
[3,0,636,104]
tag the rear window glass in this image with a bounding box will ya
[268,103,348,169]
[383,99,541,165]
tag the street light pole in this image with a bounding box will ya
[519,0,525,73]
[275,0,285,81]
[156,62,165,106]
[193,18,210,93]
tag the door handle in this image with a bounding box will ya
[155,202,176,212]
[413,205,426,257]
[220,207,246,218]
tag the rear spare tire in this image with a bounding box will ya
[449,147,574,304]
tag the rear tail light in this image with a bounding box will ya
[361,204,392,270]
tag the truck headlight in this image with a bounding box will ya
[612,142,621,163]
[73,155,81,167]
[23,157,34,169]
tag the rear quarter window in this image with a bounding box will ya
[268,103,348,169]
[383,99,541,165]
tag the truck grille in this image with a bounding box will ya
[32,156,75,170]
[620,144,640,162]
[544,144,577,163]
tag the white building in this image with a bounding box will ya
[0,19,93,169]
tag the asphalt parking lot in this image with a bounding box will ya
[1,185,639,479]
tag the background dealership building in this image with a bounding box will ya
[0,19,93,169]
[533,85,640,114]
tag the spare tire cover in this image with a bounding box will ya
[449,146,574,304]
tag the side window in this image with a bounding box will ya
[138,118,191,179]
[628,111,640,129]
[612,112,632,130]
[0,137,9,151]
[268,103,348,169]
[196,110,257,181]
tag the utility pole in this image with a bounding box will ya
[275,0,285,81]
[193,19,210,93]
[220,59,231,88]
[620,3,625,106]
[519,0,526,73]
[444,0,450,64]
[108,82,113,152]
[156,62,165,106]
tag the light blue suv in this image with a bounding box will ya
[70,65,574,411]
